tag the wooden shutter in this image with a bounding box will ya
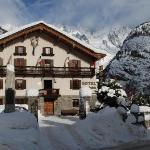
[50,47,53,54]
[23,47,26,54]
[23,59,26,66]
[22,80,26,89]
[14,58,26,66]
[0,57,3,66]
[77,60,81,68]
[15,46,18,54]
[0,79,3,89]
[68,60,80,68]
[70,80,73,89]
[68,60,74,68]
[15,80,18,89]
[43,47,46,55]
[73,80,81,89]
[14,59,19,66]
[71,80,81,89]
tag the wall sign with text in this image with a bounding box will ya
[82,82,97,89]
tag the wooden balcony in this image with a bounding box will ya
[39,89,60,99]
[0,66,95,78]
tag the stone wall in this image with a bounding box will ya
[38,94,97,116]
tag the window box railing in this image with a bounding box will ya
[42,53,54,56]
[13,52,27,56]
[39,89,60,99]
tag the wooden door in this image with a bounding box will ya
[44,101,54,115]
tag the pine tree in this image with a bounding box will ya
[97,79,127,107]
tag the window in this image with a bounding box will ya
[14,58,26,66]
[0,79,3,89]
[70,79,81,90]
[14,46,26,56]
[68,60,81,68]
[15,79,26,90]
[41,59,53,67]
[15,98,28,104]
[73,99,79,107]
[42,47,54,56]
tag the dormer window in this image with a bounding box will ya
[14,46,27,56]
[42,47,54,56]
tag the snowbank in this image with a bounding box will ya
[0,111,40,150]
[39,107,149,150]
[130,105,150,113]
[79,86,92,97]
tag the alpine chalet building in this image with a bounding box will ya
[0,21,106,115]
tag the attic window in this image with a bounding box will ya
[14,46,27,56]
[42,47,54,56]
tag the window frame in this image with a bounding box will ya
[42,47,54,56]
[14,58,26,67]
[72,99,79,107]
[14,46,27,56]
[15,79,26,90]
[70,79,81,90]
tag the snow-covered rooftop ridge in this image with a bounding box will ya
[0,21,106,55]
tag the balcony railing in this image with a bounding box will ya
[39,89,60,99]
[0,66,95,78]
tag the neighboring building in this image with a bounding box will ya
[0,21,106,115]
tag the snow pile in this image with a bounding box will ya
[130,104,139,113]
[0,105,28,113]
[79,86,92,97]
[26,89,39,97]
[39,107,149,150]
[0,111,40,150]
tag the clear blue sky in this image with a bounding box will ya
[0,0,150,31]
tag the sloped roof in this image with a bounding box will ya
[0,21,106,60]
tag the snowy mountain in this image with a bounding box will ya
[60,25,131,68]
[106,22,150,96]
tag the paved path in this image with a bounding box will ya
[99,141,150,150]
[39,115,150,150]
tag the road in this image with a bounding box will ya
[39,115,150,150]
[99,141,150,150]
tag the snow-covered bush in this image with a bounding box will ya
[97,79,127,107]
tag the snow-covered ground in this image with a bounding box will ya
[39,107,150,150]
[0,110,40,150]
[1,105,150,150]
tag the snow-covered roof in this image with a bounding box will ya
[0,21,106,57]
